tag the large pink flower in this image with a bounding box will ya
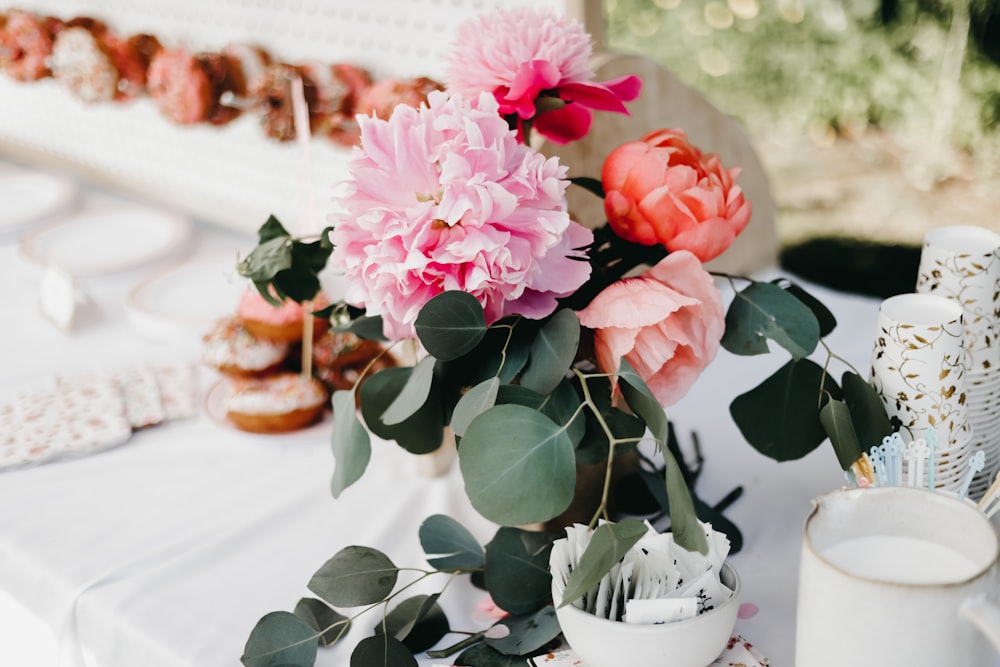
[330,91,593,341]
[444,7,641,145]
[576,251,723,407]
[602,128,751,262]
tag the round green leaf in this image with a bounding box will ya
[484,607,560,656]
[241,611,318,667]
[519,309,580,396]
[484,528,557,615]
[451,378,500,437]
[293,597,350,647]
[722,281,821,360]
[308,546,398,608]
[351,634,417,667]
[458,405,576,526]
[419,514,485,570]
[381,355,436,426]
[374,594,450,653]
[414,291,487,361]
[331,390,372,498]
[772,278,837,337]
[730,358,839,461]
[360,367,445,455]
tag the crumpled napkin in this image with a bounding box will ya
[549,520,732,624]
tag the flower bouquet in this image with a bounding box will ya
[238,6,892,666]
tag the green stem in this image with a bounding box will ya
[425,630,487,658]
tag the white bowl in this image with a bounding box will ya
[553,563,740,667]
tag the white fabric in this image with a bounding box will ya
[2,176,994,667]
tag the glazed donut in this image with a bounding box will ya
[50,24,121,103]
[302,61,372,146]
[221,43,271,105]
[248,62,314,141]
[202,316,290,377]
[356,76,443,120]
[237,288,330,344]
[224,373,328,433]
[312,330,396,393]
[0,10,63,82]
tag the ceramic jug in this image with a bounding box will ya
[796,486,1000,666]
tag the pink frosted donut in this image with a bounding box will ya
[237,288,331,343]
[0,10,62,82]
[147,47,215,124]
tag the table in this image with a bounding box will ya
[0,163,965,666]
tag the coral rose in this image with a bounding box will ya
[602,128,751,262]
[575,251,724,407]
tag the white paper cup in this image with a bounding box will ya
[871,294,971,445]
[916,226,1000,373]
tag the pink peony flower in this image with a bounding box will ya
[602,128,751,262]
[444,6,641,145]
[330,91,593,340]
[576,251,724,407]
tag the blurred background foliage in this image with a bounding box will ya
[603,0,1000,291]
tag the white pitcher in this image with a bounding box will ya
[796,486,1000,666]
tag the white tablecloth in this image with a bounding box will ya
[0,170,921,666]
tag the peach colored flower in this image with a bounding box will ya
[602,128,751,262]
[576,251,724,407]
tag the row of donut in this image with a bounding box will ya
[0,8,442,145]
[201,288,396,433]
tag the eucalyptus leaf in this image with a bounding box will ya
[841,371,893,451]
[350,634,417,667]
[293,597,350,647]
[308,546,399,608]
[241,611,318,667]
[820,398,863,470]
[557,518,648,607]
[451,377,500,437]
[730,359,839,462]
[484,607,560,656]
[257,214,290,242]
[359,367,445,455]
[454,644,530,666]
[617,358,667,443]
[238,235,293,284]
[577,375,644,464]
[772,278,837,337]
[660,444,709,554]
[331,390,372,498]
[343,315,388,341]
[569,176,606,199]
[519,309,580,396]
[414,291,487,361]
[485,528,556,615]
[459,405,576,526]
[381,355,436,426]
[419,514,485,570]
[721,281,820,360]
[374,594,450,653]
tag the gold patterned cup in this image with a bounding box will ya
[871,293,970,446]
[916,225,1000,374]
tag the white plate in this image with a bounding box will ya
[19,206,192,276]
[0,170,77,241]
[126,252,246,340]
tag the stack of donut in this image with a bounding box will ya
[202,288,393,433]
[0,9,444,147]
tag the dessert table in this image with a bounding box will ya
[0,158,991,667]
